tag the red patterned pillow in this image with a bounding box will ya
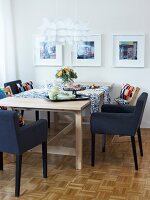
[0,89,7,110]
[16,81,33,93]
[0,88,25,126]
[120,83,134,100]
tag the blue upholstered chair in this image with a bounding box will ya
[0,110,48,197]
[4,80,50,127]
[4,80,39,120]
[90,92,148,170]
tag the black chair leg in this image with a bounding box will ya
[137,128,143,157]
[42,142,47,178]
[102,134,106,152]
[47,111,50,128]
[131,136,138,170]
[35,111,39,121]
[91,134,95,166]
[21,110,24,117]
[15,155,22,197]
[0,152,3,170]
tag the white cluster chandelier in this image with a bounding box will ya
[38,18,89,45]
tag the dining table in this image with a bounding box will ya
[0,83,112,169]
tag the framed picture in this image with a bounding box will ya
[72,35,101,67]
[34,36,62,66]
[112,34,145,68]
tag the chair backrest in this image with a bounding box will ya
[0,110,20,154]
[4,80,22,94]
[135,92,148,128]
[115,84,140,105]
[128,87,140,105]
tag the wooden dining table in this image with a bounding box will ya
[0,94,91,170]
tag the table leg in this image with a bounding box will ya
[75,111,82,170]
[54,112,59,129]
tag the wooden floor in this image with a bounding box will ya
[1,123,150,200]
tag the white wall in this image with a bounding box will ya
[12,0,150,127]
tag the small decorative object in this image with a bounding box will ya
[55,67,77,84]
[112,34,145,68]
[72,35,101,67]
[90,84,99,89]
[63,84,86,96]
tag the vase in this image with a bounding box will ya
[63,80,74,88]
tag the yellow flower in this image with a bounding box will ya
[57,70,62,77]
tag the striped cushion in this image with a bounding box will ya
[0,89,6,99]
[17,112,25,126]
[114,83,135,105]
[16,81,33,93]
[120,83,134,100]
[0,89,7,110]
[0,89,24,126]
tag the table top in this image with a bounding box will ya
[0,86,108,112]
[0,96,91,111]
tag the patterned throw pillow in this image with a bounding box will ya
[17,112,25,126]
[0,88,25,126]
[120,83,134,100]
[0,89,6,99]
[0,89,7,110]
[115,83,134,105]
[16,81,33,93]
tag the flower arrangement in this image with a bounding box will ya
[55,67,77,84]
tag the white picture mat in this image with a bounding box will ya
[112,34,145,68]
[34,36,62,66]
[72,35,101,67]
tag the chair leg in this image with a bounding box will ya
[21,110,24,117]
[91,134,95,166]
[137,128,143,157]
[102,134,106,152]
[0,152,3,170]
[47,111,50,128]
[131,136,138,170]
[42,142,47,178]
[15,155,22,197]
[35,111,39,121]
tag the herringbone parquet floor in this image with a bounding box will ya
[1,122,150,200]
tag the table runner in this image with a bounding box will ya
[14,86,111,113]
